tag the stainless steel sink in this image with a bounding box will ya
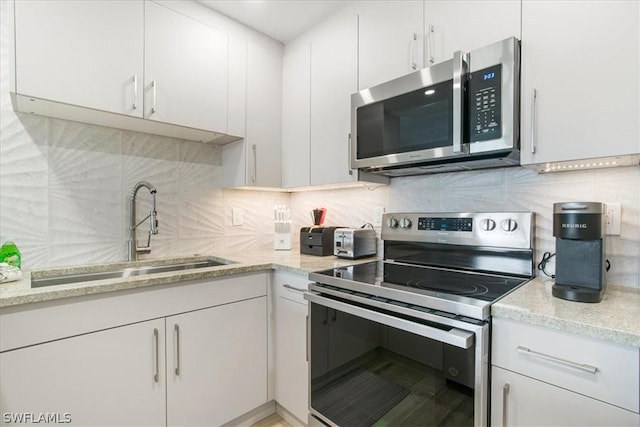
[31,259,231,288]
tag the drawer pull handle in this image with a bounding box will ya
[283,284,307,293]
[174,324,181,376]
[132,74,138,111]
[153,328,159,383]
[530,88,537,154]
[502,383,509,427]
[516,346,598,374]
[151,80,157,114]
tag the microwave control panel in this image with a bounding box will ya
[469,64,502,142]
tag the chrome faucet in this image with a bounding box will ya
[128,181,158,262]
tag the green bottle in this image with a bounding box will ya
[0,239,22,269]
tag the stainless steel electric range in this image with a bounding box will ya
[305,211,534,427]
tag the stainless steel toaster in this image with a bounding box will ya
[334,228,377,259]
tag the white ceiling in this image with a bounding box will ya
[198,0,348,43]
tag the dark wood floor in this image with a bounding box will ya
[319,348,474,427]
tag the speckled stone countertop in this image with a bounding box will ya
[492,277,640,347]
[3,254,639,348]
[0,250,376,308]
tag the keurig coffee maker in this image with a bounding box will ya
[552,202,606,303]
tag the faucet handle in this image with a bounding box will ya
[150,210,158,235]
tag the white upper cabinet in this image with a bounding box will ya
[424,0,521,65]
[246,35,283,187]
[145,1,228,133]
[281,6,360,188]
[222,34,283,188]
[282,39,312,188]
[227,34,247,138]
[13,0,144,117]
[520,0,640,167]
[309,8,359,186]
[357,1,424,90]
[11,0,240,142]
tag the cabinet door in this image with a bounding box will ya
[245,35,283,187]
[145,1,228,132]
[275,296,309,422]
[491,366,639,427]
[0,319,166,426]
[273,272,310,421]
[166,297,268,426]
[357,1,424,90]
[424,1,521,65]
[13,0,144,117]
[228,34,247,139]
[310,9,358,186]
[282,39,312,188]
[520,0,640,165]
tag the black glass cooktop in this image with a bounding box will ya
[320,261,528,303]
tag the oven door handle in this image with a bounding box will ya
[305,292,474,349]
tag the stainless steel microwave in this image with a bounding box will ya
[351,37,521,177]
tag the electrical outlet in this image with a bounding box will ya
[232,208,243,226]
[373,206,385,227]
[605,202,621,235]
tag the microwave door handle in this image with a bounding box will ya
[452,50,467,154]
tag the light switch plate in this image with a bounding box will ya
[373,206,385,227]
[232,208,243,226]
[605,202,621,235]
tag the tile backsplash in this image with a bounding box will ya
[1,1,638,287]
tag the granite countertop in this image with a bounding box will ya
[2,254,639,348]
[0,250,376,308]
[492,277,640,347]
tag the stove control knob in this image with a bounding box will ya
[500,218,518,232]
[387,217,399,229]
[400,218,412,229]
[480,218,496,231]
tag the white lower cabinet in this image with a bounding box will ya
[273,271,310,424]
[0,318,166,426]
[0,273,269,426]
[492,366,638,427]
[167,297,268,426]
[491,317,640,426]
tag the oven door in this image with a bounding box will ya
[305,291,489,427]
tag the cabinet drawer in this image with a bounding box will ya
[274,271,310,305]
[0,272,267,352]
[492,318,639,413]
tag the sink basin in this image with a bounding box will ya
[31,259,231,288]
